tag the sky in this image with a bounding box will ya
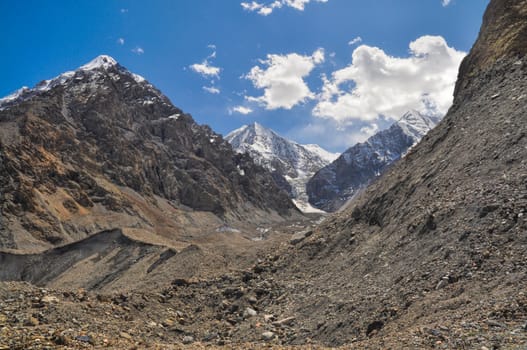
[0,0,489,152]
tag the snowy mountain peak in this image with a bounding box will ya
[80,55,119,71]
[226,123,339,213]
[395,110,441,143]
[308,110,442,212]
[0,55,150,111]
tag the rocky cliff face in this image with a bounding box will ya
[307,110,440,212]
[267,0,527,346]
[0,56,296,251]
[226,122,338,212]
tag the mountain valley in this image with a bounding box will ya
[0,0,526,348]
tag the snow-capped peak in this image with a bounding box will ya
[226,122,339,213]
[396,109,440,142]
[80,55,119,71]
[0,55,150,111]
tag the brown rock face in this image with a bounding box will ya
[455,0,527,100]
[0,57,296,251]
[266,0,527,346]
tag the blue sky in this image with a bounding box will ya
[1,0,488,152]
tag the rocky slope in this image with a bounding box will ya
[267,0,527,346]
[307,110,440,212]
[226,123,338,212]
[0,55,297,252]
[0,0,525,348]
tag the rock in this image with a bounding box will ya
[486,319,506,328]
[202,332,218,342]
[435,279,448,290]
[244,307,257,317]
[75,335,93,344]
[182,335,194,344]
[264,314,275,322]
[262,331,275,341]
[273,316,296,326]
[366,320,384,336]
[41,295,59,303]
[52,331,69,345]
[119,331,132,340]
[162,318,175,327]
[290,230,312,245]
[24,316,39,326]
[172,278,190,287]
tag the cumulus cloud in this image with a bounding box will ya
[244,48,325,110]
[442,0,452,6]
[190,46,221,78]
[241,0,328,16]
[203,86,220,94]
[131,46,144,55]
[287,117,389,151]
[190,62,220,78]
[313,35,465,123]
[117,38,125,45]
[348,36,362,46]
[230,106,254,115]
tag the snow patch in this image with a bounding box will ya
[292,199,328,214]
[0,86,30,105]
[216,225,241,233]
[80,55,118,71]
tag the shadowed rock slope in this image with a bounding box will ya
[0,56,297,252]
[266,0,527,347]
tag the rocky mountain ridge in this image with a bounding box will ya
[1,0,526,348]
[226,122,338,212]
[0,55,297,252]
[307,110,441,212]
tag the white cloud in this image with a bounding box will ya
[190,62,220,77]
[241,0,328,16]
[442,0,452,6]
[230,106,254,115]
[313,35,465,123]
[132,46,144,55]
[117,38,125,45]
[190,46,221,79]
[203,86,220,94]
[348,36,362,46]
[244,48,325,110]
[360,123,379,136]
[287,118,386,151]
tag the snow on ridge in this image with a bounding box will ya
[0,55,154,110]
[302,144,339,163]
[0,86,30,105]
[80,55,118,71]
[226,122,336,213]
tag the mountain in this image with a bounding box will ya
[263,0,527,346]
[307,110,441,212]
[0,55,297,252]
[225,122,338,212]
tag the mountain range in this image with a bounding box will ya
[0,55,297,252]
[226,122,338,212]
[0,0,526,347]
